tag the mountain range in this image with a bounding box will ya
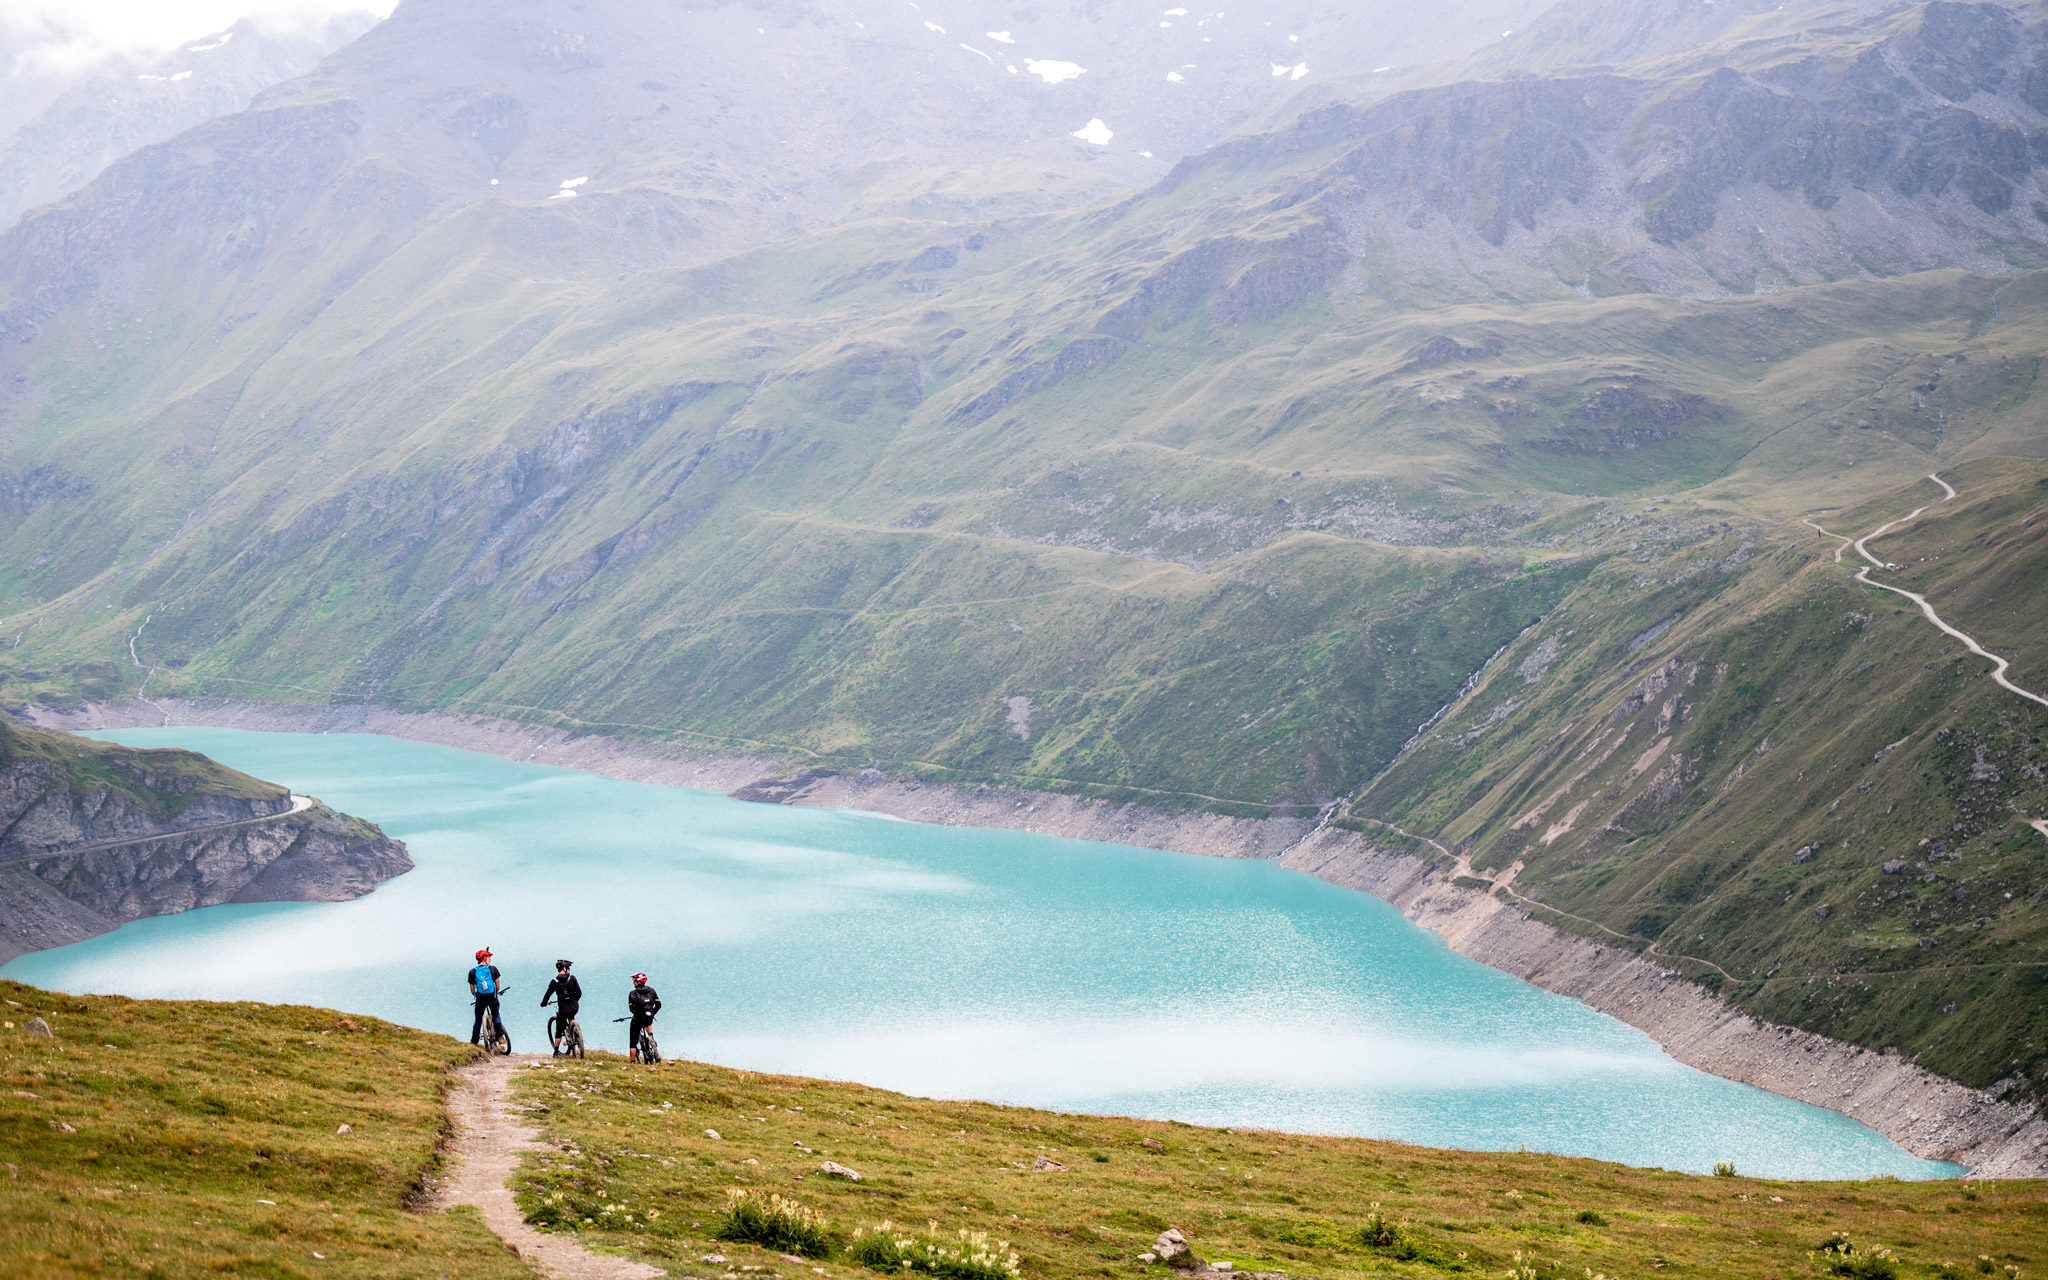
[0,0,2042,1115]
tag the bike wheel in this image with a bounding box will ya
[569,1022,584,1059]
[639,1029,660,1065]
[495,1021,512,1055]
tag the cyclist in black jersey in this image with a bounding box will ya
[626,972,661,1062]
[541,959,581,1049]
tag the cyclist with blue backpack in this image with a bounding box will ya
[468,948,506,1046]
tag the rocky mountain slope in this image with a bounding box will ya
[0,11,378,232]
[0,717,410,961]
[0,0,2041,1121]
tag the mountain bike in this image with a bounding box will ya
[613,1017,661,1065]
[550,1010,584,1059]
[478,988,512,1055]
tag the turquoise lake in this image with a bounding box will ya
[4,727,1957,1179]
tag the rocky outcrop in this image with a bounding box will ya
[29,696,2046,1177]
[0,716,411,962]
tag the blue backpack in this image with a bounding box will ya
[472,963,497,996]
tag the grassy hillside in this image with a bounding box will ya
[0,979,521,1279]
[0,714,284,823]
[2,5,2047,817]
[1351,459,2048,1105]
[4,980,2044,1280]
[504,1044,2048,1280]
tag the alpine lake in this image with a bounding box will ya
[3,728,1960,1180]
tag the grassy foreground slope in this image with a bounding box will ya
[2,981,2044,1280]
[0,980,521,1279]
[505,1048,2048,1280]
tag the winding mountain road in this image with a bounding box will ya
[1809,474,2048,712]
[0,793,318,867]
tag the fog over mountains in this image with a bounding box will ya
[1,0,2046,1112]
[0,9,378,232]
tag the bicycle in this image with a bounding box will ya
[550,1010,584,1059]
[477,987,512,1056]
[613,1017,661,1065]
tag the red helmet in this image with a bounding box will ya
[631,972,648,985]
[475,948,492,962]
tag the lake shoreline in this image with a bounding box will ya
[25,695,2048,1178]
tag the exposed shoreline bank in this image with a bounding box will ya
[24,696,2048,1178]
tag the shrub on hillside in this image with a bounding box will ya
[1813,1234,1899,1280]
[847,1220,1020,1280]
[717,1189,833,1258]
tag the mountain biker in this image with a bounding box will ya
[626,972,661,1062]
[468,948,506,1046]
[541,959,581,1048]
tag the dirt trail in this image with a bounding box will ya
[1806,475,2048,711]
[0,793,319,867]
[438,1054,663,1279]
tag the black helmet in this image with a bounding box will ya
[556,959,573,970]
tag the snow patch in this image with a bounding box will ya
[1166,70,1184,81]
[960,43,993,61]
[550,189,577,200]
[1024,59,1086,84]
[1139,150,1155,158]
[137,73,166,81]
[987,30,1015,43]
[169,70,192,81]
[1165,6,1190,13]
[924,20,945,33]
[185,31,233,52]
[1270,62,1307,79]
[1072,117,1113,144]
[559,176,588,189]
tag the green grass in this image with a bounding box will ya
[0,715,285,822]
[502,1053,2048,1280]
[0,979,523,1279]
[3,981,2046,1279]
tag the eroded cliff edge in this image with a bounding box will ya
[0,715,411,963]
[25,696,2047,1177]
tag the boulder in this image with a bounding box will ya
[819,1161,862,1181]
[1153,1227,1201,1269]
[24,1017,51,1038]
[1031,1156,1067,1172]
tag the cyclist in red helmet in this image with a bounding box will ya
[625,972,661,1062]
[467,948,505,1046]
